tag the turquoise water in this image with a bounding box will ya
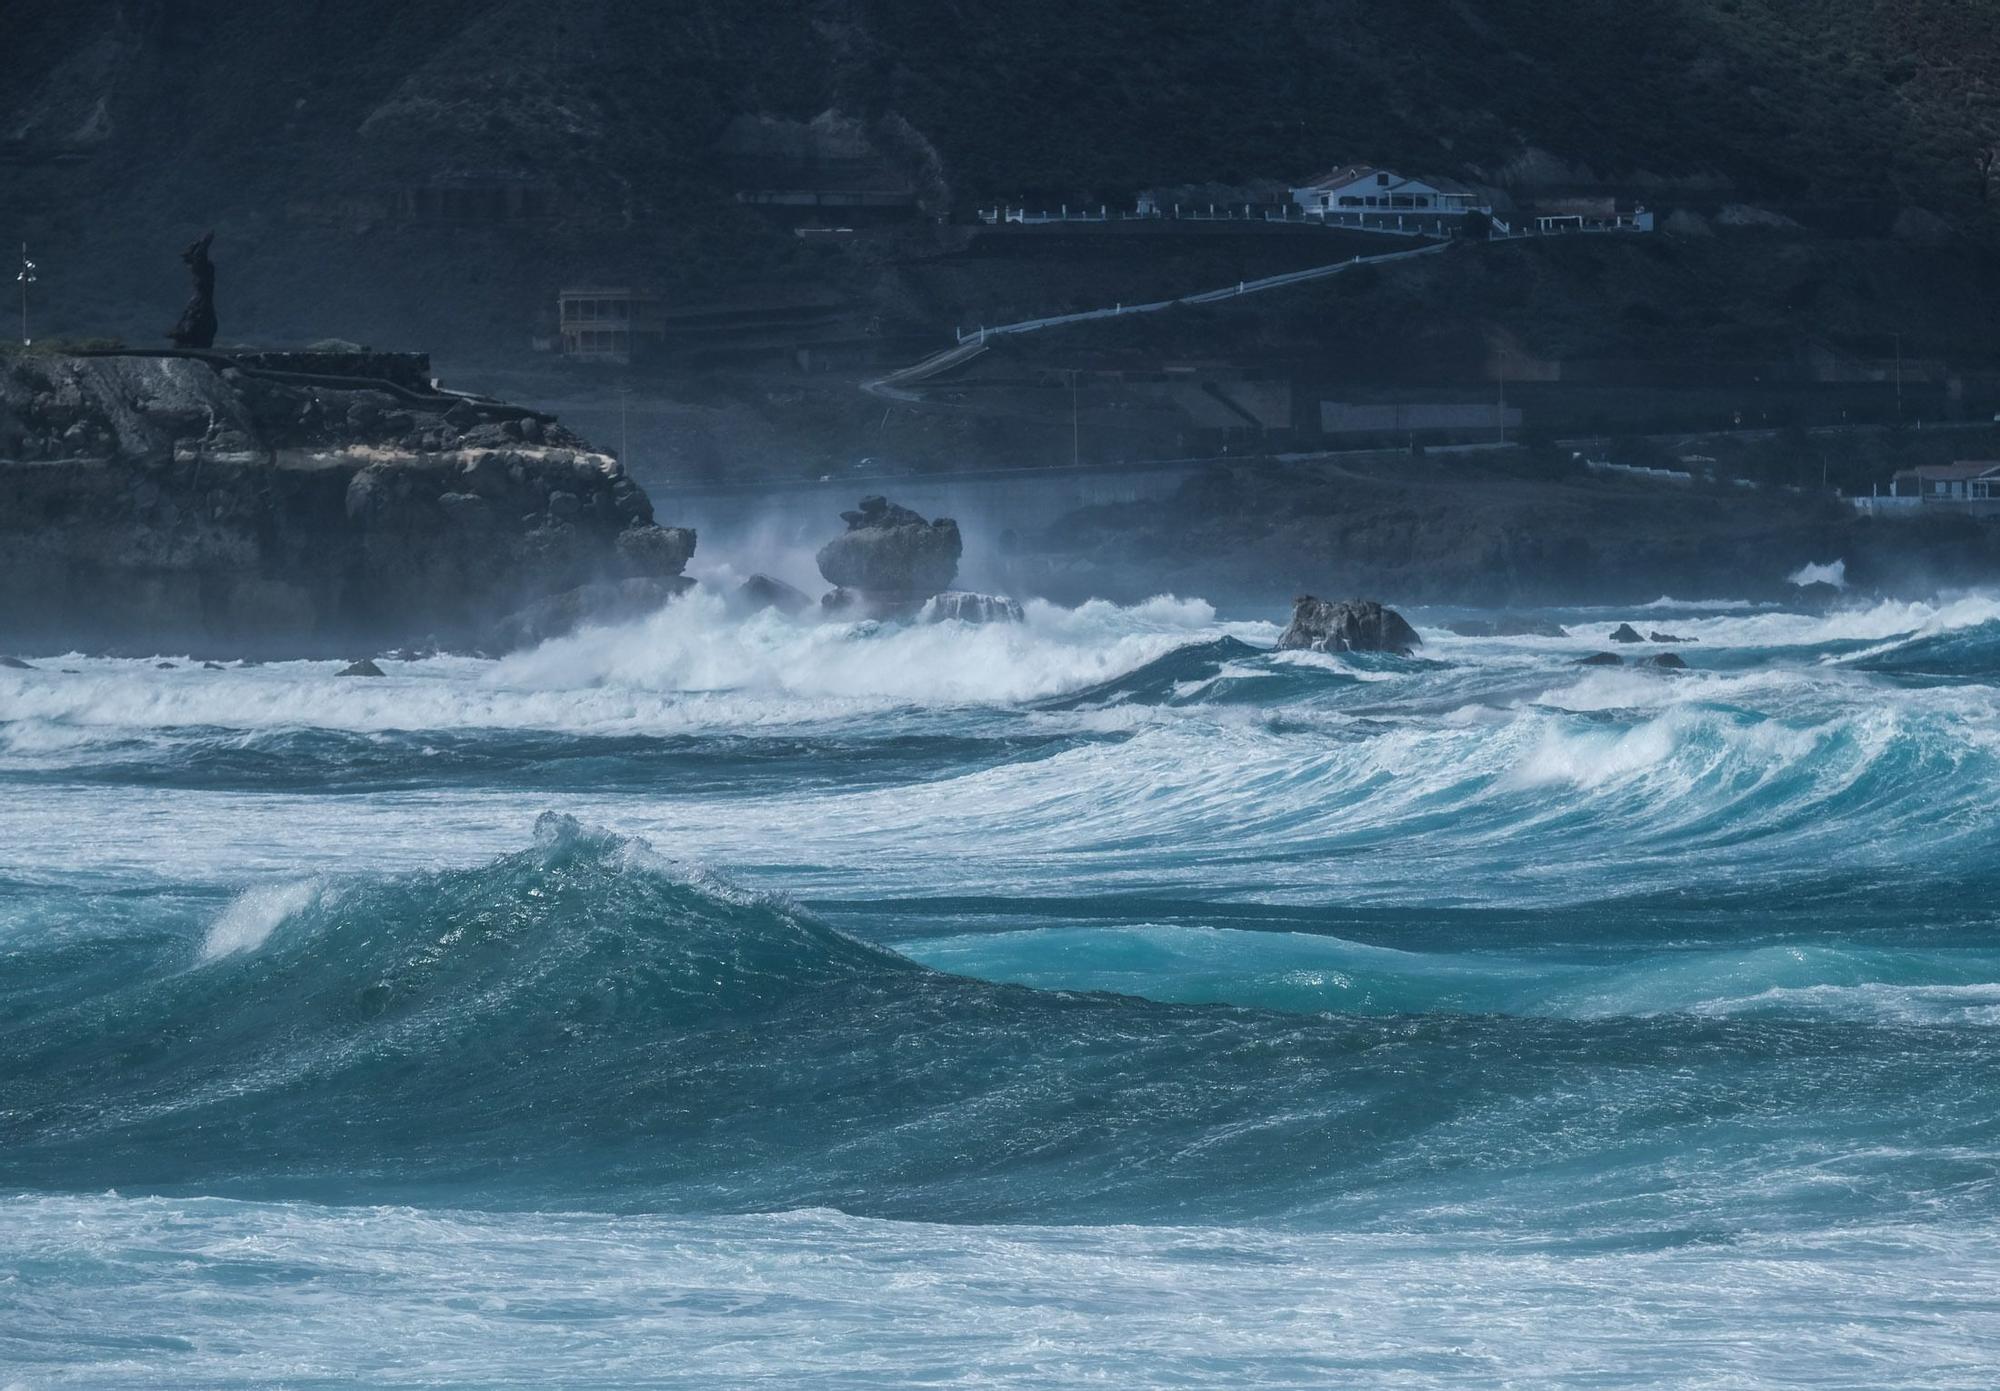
[5,590,2000,1386]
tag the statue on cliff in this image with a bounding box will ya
[167,231,217,349]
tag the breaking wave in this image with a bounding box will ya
[4,815,2000,1233]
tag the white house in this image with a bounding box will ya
[1289,165,1489,219]
[1892,461,2000,502]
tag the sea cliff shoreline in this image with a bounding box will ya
[0,350,694,656]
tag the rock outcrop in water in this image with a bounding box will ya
[488,576,696,652]
[0,350,694,654]
[1276,597,1421,656]
[816,496,963,618]
[731,573,812,618]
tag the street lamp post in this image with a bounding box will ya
[16,243,36,346]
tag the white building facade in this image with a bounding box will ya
[1289,166,1489,221]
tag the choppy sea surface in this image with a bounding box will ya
[6,588,2000,1387]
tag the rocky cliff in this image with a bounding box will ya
[0,351,693,654]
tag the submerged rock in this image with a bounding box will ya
[815,496,962,611]
[1575,651,1624,666]
[1608,623,1644,643]
[1794,580,1844,609]
[731,573,812,618]
[337,658,385,677]
[1276,597,1421,656]
[1642,652,1688,669]
[820,586,924,621]
[0,655,34,669]
[489,576,695,651]
[1647,630,1696,643]
[924,591,1024,625]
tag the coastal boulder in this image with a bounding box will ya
[1275,597,1421,656]
[1608,623,1644,643]
[815,496,962,610]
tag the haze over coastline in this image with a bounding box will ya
[8,3,2000,1387]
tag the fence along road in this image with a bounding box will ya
[863,237,1454,403]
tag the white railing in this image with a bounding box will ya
[978,203,1307,225]
[977,203,1655,241]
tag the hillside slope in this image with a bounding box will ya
[4,0,1997,357]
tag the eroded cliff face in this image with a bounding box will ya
[0,352,693,654]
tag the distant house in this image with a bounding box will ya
[1289,166,1490,222]
[1887,461,2000,502]
[558,288,664,363]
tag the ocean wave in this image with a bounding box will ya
[497,589,1265,706]
[10,817,1999,1227]
[906,924,2000,1027]
[0,593,1268,745]
[14,1194,2000,1389]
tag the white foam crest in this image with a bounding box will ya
[1788,559,1848,589]
[0,593,1253,739]
[1504,718,1687,790]
[498,589,1243,708]
[1635,594,1770,611]
[13,1194,2000,1390]
[200,880,321,960]
[1534,664,1821,714]
[1662,592,2000,650]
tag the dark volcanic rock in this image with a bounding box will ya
[820,586,923,621]
[1575,652,1624,665]
[731,573,812,618]
[0,655,33,669]
[1608,623,1644,643]
[1276,596,1421,656]
[815,496,962,604]
[1642,652,1689,669]
[0,353,695,655]
[924,590,1025,624]
[489,576,695,652]
[337,658,386,677]
[615,525,697,578]
[1647,631,1696,643]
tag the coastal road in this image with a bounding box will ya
[863,238,1454,403]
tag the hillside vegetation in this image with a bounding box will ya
[3,0,1997,354]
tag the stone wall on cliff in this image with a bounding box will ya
[0,352,693,654]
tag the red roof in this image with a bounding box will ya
[1893,461,2000,482]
